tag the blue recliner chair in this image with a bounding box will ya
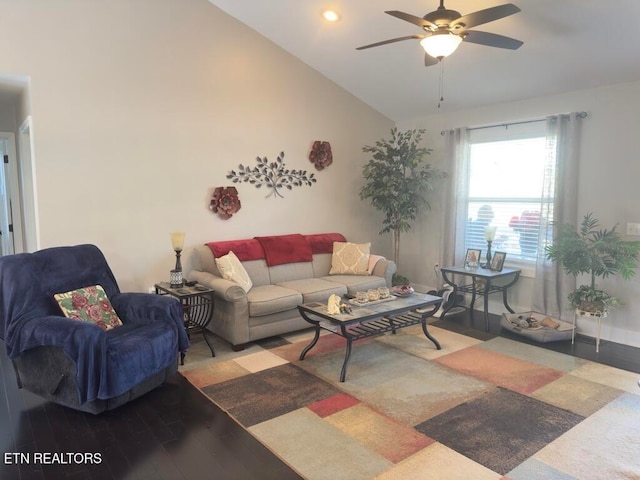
[0,244,189,414]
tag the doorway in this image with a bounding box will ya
[0,76,36,255]
[0,133,18,255]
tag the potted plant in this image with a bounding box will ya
[360,128,445,285]
[545,213,640,314]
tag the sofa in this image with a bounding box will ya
[188,233,396,349]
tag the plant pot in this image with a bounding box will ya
[575,308,608,318]
[575,300,606,314]
[568,285,619,314]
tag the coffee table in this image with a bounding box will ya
[298,293,442,382]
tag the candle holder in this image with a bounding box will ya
[170,232,185,288]
[483,226,497,269]
[483,240,493,269]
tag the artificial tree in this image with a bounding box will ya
[360,128,445,284]
[545,212,640,313]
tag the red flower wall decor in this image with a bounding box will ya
[309,141,333,171]
[209,186,241,220]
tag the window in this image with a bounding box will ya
[462,121,548,266]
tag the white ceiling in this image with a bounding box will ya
[208,0,640,122]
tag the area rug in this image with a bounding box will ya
[180,325,640,480]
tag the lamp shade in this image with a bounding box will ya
[484,226,497,241]
[170,232,185,251]
[420,33,462,58]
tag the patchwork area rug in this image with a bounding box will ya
[181,325,640,480]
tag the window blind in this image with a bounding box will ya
[463,122,548,264]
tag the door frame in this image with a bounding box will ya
[0,131,21,255]
[18,116,39,252]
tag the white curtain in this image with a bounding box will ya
[532,113,583,320]
[441,128,469,285]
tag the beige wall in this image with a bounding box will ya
[0,0,393,290]
[398,80,640,347]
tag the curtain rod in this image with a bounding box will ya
[440,111,588,135]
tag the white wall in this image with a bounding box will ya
[0,0,393,290]
[398,80,640,347]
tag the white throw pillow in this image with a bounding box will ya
[215,251,253,292]
[329,242,371,275]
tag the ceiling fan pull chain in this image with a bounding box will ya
[438,60,445,108]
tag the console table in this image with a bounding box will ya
[440,266,521,332]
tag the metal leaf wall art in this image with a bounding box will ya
[227,152,316,199]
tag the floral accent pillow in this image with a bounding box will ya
[329,242,371,276]
[54,285,123,331]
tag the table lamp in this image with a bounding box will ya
[483,226,497,268]
[170,232,185,288]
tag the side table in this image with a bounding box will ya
[155,282,216,364]
[440,266,521,332]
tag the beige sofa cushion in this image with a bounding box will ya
[276,278,347,303]
[269,261,314,284]
[311,253,332,277]
[247,285,302,317]
[329,242,371,275]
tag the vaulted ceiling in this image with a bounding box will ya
[209,0,640,122]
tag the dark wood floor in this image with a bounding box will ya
[0,344,303,480]
[1,312,638,480]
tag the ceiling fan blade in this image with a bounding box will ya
[424,54,439,67]
[450,3,520,30]
[356,34,427,50]
[385,10,437,30]
[463,30,523,49]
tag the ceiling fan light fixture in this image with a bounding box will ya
[420,32,462,58]
[321,10,341,22]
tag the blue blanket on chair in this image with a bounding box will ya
[0,244,189,405]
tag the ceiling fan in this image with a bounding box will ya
[356,1,523,66]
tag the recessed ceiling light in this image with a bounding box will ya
[322,10,341,22]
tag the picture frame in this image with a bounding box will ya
[465,248,482,267]
[491,251,507,271]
